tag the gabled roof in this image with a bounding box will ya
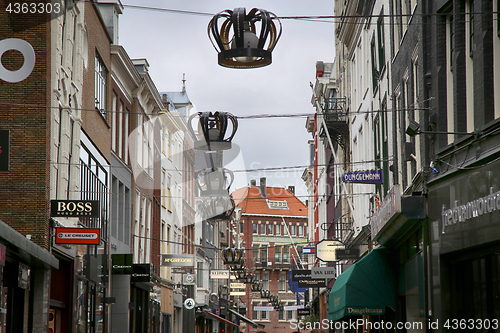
[231,185,308,217]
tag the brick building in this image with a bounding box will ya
[231,178,308,333]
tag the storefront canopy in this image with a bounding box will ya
[328,247,396,321]
[228,309,265,329]
[204,310,238,327]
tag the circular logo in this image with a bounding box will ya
[184,298,195,310]
[185,274,195,284]
[0,39,36,83]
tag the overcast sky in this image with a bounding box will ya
[118,1,335,200]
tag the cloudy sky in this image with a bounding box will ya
[118,1,335,200]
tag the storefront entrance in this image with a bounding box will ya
[450,249,500,331]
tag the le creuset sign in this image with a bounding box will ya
[55,227,100,245]
[51,200,100,218]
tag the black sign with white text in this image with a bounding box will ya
[51,200,100,217]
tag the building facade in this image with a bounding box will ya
[231,178,308,333]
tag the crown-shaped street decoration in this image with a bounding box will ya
[274,301,284,311]
[251,281,263,292]
[222,248,244,266]
[244,273,258,284]
[260,289,271,299]
[230,257,247,271]
[195,167,234,197]
[269,294,278,303]
[208,7,282,68]
[233,269,248,281]
[188,111,238,151]
[198,195,235,221]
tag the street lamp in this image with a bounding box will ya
[188,111,238,151]
[406,120,475,137]
[208,7,282,68]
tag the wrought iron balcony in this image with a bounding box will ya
[320,97,348,149]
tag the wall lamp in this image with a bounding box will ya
[406,120,475,137]
[208,7,281,68]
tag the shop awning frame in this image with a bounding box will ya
[228,308,265,328]
[328,246,396,321]
[204,310,238,327]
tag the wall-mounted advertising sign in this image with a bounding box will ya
[291,270,311,282]
[111,254,133,275]
[342,170,382,184]
[55,227,100,245]
[132,264,151,283]
[161,254,195,267]
[51,200,100,218]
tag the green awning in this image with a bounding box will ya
[328,247,396,321]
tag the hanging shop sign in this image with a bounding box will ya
[303,247,316,255]
[55,227,100,245]
[297,278,326,288]
[311,267,336,279]
[172,267,188,274]
[161,254,195,267]
[210,269,230,279]
[111,254,133,275]
[291,270,311,282]
[316,240,343,262]
[230,283,245,289]
[50,200,100,217]
[342,170,382,184]
[298,308,311,316]
[131,263,151,283]
[253,306,274,311]
[335,249,360,260]
[229,291,246,296]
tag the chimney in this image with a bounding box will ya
[250,179,256,186]
[259,177,266,198]
[288,186,295,194]
[316,61,324,77]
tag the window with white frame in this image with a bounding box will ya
[253,245,260,263]
[283,246,290,263]
[276,223,281,235]
[252,301,260,320]
[275,246,282,263]
[267,223,273,235]
[94,53,107,114]
[263,273,269,290]
[279,272,286,291]
[287,301,295,320]
[261,301,268,320]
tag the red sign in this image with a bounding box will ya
[55,228,100,245]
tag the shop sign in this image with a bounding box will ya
[50,200,100,217]
[298,308,311,316]
[342,170,382,184]
[253,306,274,311]
[291,269,311,281]
[55,227,100,245]
[311,267,336,279]
[111,254,133,275]
[284,305,304,311]
[210,269,230,279]
[184,298,195,310]
[370,185,402,240]
[229,291,246,296]
[161,254,195,267]
[335,249,360,260]
[230,283,245,289]
[131,263,151,283]
[297,278,326,288]
[316,240,342,262]
[0,243,5,267]
[172,267,188,274]
[441,187,500,234]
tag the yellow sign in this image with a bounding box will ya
[230,291,246,296]
[230,283,245,289]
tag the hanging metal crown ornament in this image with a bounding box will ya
[208,7,282,68]
[198,195,235,221]
[221,248,244,265]
[188,111,238,151]
[195,167,234,197]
